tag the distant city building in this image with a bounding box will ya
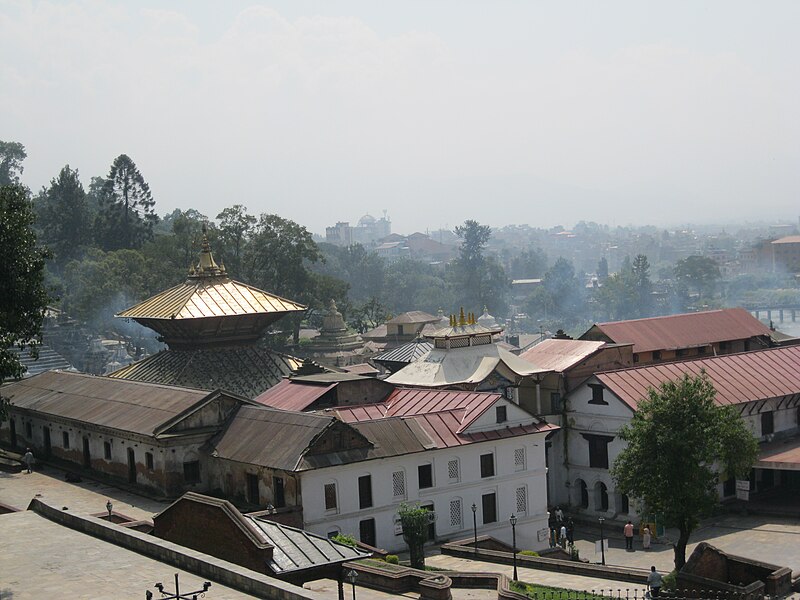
[771,235,800,273]
[325,213,391,247]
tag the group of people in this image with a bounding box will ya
[548,506,574,549]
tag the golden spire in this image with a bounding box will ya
[458,307,466,327]
[189,223,226,278]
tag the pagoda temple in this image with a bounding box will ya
[108,228,316,398]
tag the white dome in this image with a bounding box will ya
[358,214,376,226]
[477,307,498,328]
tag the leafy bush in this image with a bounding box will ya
[662,570,677,590]
[385,555,399,564]
[519,550,540,557]
[331,533,358,547]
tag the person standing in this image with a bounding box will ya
[548,512,557,548]
[23,448,34,474]
[642,525,651,550]
[566,519,575,545]
[647,566,663,597]
[554,506,564,524]
[624,520,635,550]
[559,523,568,549]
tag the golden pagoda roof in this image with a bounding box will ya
[117,226,306,321]
[117,277,306,320]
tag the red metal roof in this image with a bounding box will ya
[519,339,607,372]
[596,345,800,411]
[382,387,501,432]
[755,436,800,470]
[251,378,336,411]
[586,308,771,354]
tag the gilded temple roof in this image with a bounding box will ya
[116,228,306,321]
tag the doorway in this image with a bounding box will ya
[82,438,91,469]
[127,448,136,483]
[43,427,51,458]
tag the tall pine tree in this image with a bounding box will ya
[95,154,157,250]
[35,165,91,264]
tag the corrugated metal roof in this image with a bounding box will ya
[519,339,606,372]
[117,277,306,321]
[211,405,334,470]
[386,311,439,325]
[249,517,369,573]
[11,344,74,377]
[2,371,211,436]
[372,341,433,365]
[586,308,772,354]
[596,345,800,411]
[252,379,336,411]
[772,236,800,245]
[755,436,800,470]
[384,387,500,432]
[108,347,303,399]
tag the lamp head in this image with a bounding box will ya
[471,503,477,513]
[509,514,517,526]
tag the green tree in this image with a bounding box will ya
[631,254,654,317]
[95,154,158,250]
[0,141,27,186]
[510,248,548,280]
[674,255,721,301]
[398,503,430,569]
[611,372,759,570]
[597,257,609,280]
[0,185,51,420]
[452,220,508,314]
[215,205,256,279]
[242,214,320,344]
[34,165,91,264]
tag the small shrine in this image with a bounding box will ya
[302,300,367,368]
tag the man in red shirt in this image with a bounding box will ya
[624,520,634,550]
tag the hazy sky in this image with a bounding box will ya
[2,1,799,235]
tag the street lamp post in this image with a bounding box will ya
[145,573,211,599]
[509,514,518,581]
[346,569,358,600]
[471,503,478,553]
[106,500,113,518]
[598,517,606,566]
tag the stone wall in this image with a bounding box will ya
[28,499,324,600]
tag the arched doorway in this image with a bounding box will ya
[594,482,608,511]
[576,479,589,509]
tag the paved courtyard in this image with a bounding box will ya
[2,469,799,598]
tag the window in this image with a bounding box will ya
[183,461,201,484]
[392,471,406,498]
[588,384,607,405]
[145,452,154,470]
[358,475,373,509]
[595,482,609,511]
[447,459,460,482]
[327,530,340,539]
[418,464,433,489]
[762,411,774,436]
[449,498,463,527]
[633,354,640,364]
[582,433,613,469]
[719,341,730,352]
[25,421,32,438]
[481,492,497,524]
[621,493,630,513]
[697,346,707,355]
[324,482,338,511]
[247,473,260,504]
[675,349,686,358]
[514,448,526,472]
[274,476,286,508]
[652,350,662,360]
[550,392,562,413]
[359,518,376,547]
[495,406,507,423]
[515,486,528,514]
[103,442,112,460]
[62,431,70,449]
[480,453,495,478]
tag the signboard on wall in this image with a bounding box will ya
[537,528,549,542]
[736,480,750,501]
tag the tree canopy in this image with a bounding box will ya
[0,185,51,420]
[611,372,759,569]
[0,141,27,187]
[34,165,91,265]
[95,154,158,250]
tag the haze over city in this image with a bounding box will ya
[2,0,799,234]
